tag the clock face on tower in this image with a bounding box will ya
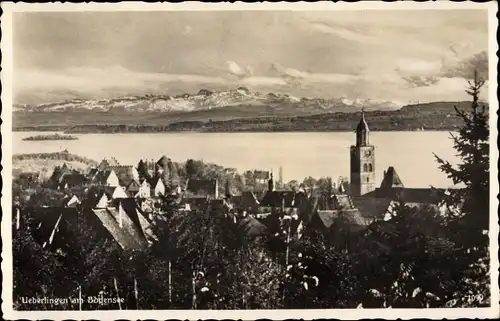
[365,150,372,157]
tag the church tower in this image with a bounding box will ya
[350,109,376,196]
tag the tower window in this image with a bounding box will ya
[363,164,368,172]
[366,177,369,182]
[368,164,373,172]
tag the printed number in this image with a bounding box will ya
[466,294,484,303]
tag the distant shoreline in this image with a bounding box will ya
[21,133,79,141]
[13,102,469,133]
[13,127,446,134]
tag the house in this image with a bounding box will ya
[353,166,451,219]
[50,164,73,186]
[230,191,260,215]
[125,180,141,197]
[150,176,166,197]
[253,170,270,185]
[85,196,157,250]
[137,179,151,199]
[58,173,87,190]
[97,157,120,171]
[91,169,120,187]
[110,165,140,187]
[83,187,112,209]
[238,215,269,237]
[186,178,219,199]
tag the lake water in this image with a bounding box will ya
[13,131,459,188]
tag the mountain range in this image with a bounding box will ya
[13,88,478,132]
[14,87,400,114]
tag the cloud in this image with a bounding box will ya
[401,75,440,88]
[306,21,378,44]
[441,50,488,80]
[226,61,253,79]
[14,66,228,97]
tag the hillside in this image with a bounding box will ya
[12,151,98,179]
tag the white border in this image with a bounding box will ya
[1,2,498,320]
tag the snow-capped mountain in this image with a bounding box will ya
[13,87,400,113]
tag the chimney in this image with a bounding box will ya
[215,180,219,199]
[268,172,275,192]
[16,207,21,230]
[118,202,124,228]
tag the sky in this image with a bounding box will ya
[13,10,489,105]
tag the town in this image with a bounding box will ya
[13,112,453,252]
[12,104,487,310]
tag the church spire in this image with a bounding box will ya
[356,108,370,146]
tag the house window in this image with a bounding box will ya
[363,164,368,172]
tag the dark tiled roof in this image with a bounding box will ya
[380,166,405,189]
[92,170,114,185]
[239,216,269,237]
[59,173,87,188]
[82,187,110,209]
[181,196,210,210]
[126,180,141,193]
[186,179,217,198]
[92,208,148,250]
[260,191,296,207]
[232,191,260,209]
[377,188,444,204]
[156,155,170,169]
[111,166,137,187]
[315,210,339,229]
[28,207,79,246]
[351,196,393,220]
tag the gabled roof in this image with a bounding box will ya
[352,196,393,220]
[315,210,339,229]
[126,180,141,193]
[92,169,114,185]
[186,179,217,198]
[82,186,110,209]
[111,166,137,187]
[260,190,296,207]
[59,173,87,188]
[28,207,79,247]
[380,166,404,189]
[312,209,373,231]
[87,168,99,179]
[92,207,148,250]
[232,191,260,209]
[156,155,170,169]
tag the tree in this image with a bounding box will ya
[434,70,489,252]
[185,159,202,179]
[433,70,490,307]
[137,159,151,181]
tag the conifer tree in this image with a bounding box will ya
[434,70,490,253]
